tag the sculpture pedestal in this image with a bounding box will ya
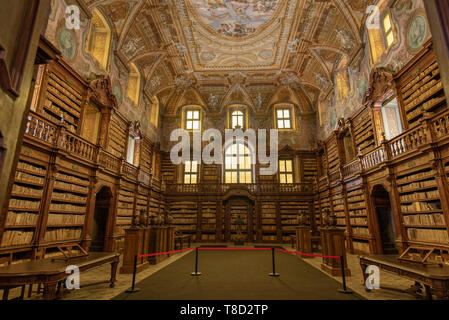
[319,227,351,276]
[120,227,149,274]
[295,226,312,258]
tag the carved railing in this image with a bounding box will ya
[165,182,314,194]
[389,124,428,158]
[122,162,138,180]
[361,146,386,170]
[58,129,96,162]
[138,169,151,185]
[25,113,57,146]
[342,159,361,177]
[98,149,121,173]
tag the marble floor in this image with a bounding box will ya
[3,243,418,300]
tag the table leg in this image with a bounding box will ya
[43,282,58,300]
[2,287,9,300]
[110,261,118,288]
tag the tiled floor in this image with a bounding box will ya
[3,243,418,300]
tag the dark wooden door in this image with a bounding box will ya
[224,197,254,242]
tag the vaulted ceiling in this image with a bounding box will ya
[81,0,375,115]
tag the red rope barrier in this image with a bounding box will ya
[199,247,271,251]
[137,247,195,258]
[275,248,340,259]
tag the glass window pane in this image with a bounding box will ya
[232,172,237,183]
[193,111,199,119]
[245,172,251,183]
[279,160,285,172]
[239,172,246,183]
[184,174,190,184]
[191,175,197,184]
[278,120,284,129]
[284,120,291,129]
[225,172,231,183]
[277,109,283,118]
[231,157,237,169]
[186,121,192,130]
[286,160,292,172]
[191,161,198,172]
[287,174,293,184]
[187,111,193,119]
[383,15,391,32]
[280,174,286,184]
[283,109,290,118]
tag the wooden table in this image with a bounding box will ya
[0,252,119,300]
[359,254,449,300]
[175,234,192,250]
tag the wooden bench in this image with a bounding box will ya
[359,254,449,300]
[0,252,119,300]
[174,232,193,250]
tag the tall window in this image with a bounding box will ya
[229,107,247,129]
[185,109,201,131]
[276,107,293,130]
[183,160,198,184]
[150,96,159,128]
[126,134,137,165]
[224,142,253,184]
[381,96,403,140]
[279,159,294,184]
[86,8,112,70]
[382,14,395,48]
[127,63,141,106]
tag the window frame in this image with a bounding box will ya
[228,106,248,129]
[381,12,395,49]
[274,105,295,130]
[183,107,202,132]
[183,160,199,184]
[85,8,112,71]
[278,159,294,184]
[224,141,253,184]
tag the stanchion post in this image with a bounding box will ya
[269,247,280,277]
[125,254,141,293]
[191,247,202,276]
[338,255,353,294]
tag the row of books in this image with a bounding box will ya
[352,241,370,253]
[262,219,276,224]
[9,199,40,209]
[17,162,46,175]
[400,190,439,201]
[1,230,34,247]
[407,228,449,243]
[48,73,83,103]
[49,203,86,213]
[262,236,277,241]
[397,171,432,184]
[402,61,437,93]
[404,78,439,107]
[56,173,88,186]
[403,213,445,226]
[262,225,277,231]
[350,217,368,225]
[12,184,43,197]
[54,181,87,193]
[352,227,369,235]
[44,100,76,124]
[44,228,82,242]
[399,179,436,192]
[5,212,38,225]
[52,191,86,202]
[16,171,45,185]
[47,213,85,225]
[404,81,443,111]
[401,201,441,212]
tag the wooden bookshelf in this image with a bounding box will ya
[302,156,317,183]
[1,160,47,248]
[395,42,447,128]
[280,200,309,242]
[397,167,448,244]
[170,201,197,236]
[107,111,128,158]
[200,200,217,241]
[346,186,370,254]
[351,107,376,155]
[325,136,340,174]
[260,201,277,242]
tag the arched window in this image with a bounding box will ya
[228,106,247,129]
[127,63,141,106]
[224,142,253,184]
[150,96,159,128]
[367,9,396,65]
[86,8,112,70]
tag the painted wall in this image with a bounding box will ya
[317,0,432,140]
[44,0,160,141]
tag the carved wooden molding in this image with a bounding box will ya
[362,68,395,107]
[89,76,118,110]
[0,0,41,98]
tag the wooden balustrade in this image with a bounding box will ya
[58,129,96,162]
[361,146,386,170]
[24,113,57,146]
[122,162,138,180]
[165,182,314,194]
[389,125,428,158]
[328,170,340,183]
[138,170,151,185]
[342,159,360,177]
[98,149,121,173]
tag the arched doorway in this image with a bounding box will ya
[372,185,398,254]
[224,196,255,243]
[91,186,112,252]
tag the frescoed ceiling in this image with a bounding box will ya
[80,0,376,114]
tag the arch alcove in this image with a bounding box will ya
[91,186,114,252]
[371,185,398,254]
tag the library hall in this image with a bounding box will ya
[2,0,449,305]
